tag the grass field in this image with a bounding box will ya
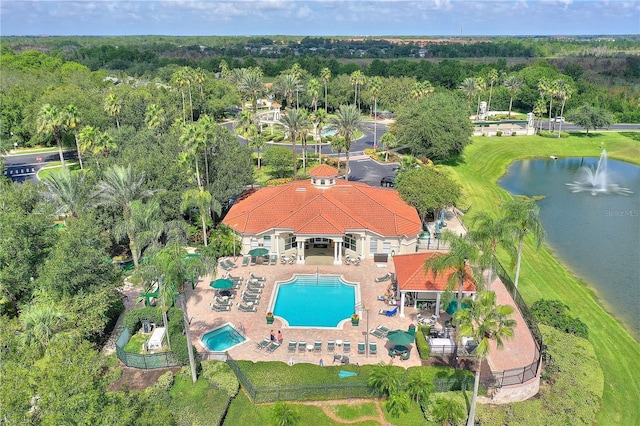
[447,132,640,424]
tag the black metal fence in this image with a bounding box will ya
[115,327,181,369]
[225,355,472,403]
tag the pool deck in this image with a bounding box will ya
[185,258,424,367]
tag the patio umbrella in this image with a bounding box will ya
[210,278,234,289]
[248,248,269,257]
[386,330,415,346]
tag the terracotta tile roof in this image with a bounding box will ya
[223,180,421,237]
[393,252,477,292]
[309,164,339,177]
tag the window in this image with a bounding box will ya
[344,234,357,251]
[370,237,378,254]
[321,179,325,185]
[382,241,391,254]
[250,238,259,249]
[263,236,271,249]
[284,235,294,250]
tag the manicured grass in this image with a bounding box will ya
[382,399,435,425]
[123,333,147,353]
[328,402,378,420]
[36,162,80,180]
[447,132,640,424]
[169,371,230,426]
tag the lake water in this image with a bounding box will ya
[499,157,640,339]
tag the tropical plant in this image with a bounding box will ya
[320,67,331,111]
[103,92,122,130]
[486,68,499,114]
[459,77,479,112]
[307,78,321,111]
[385,391,410,418]
[554,79,573,137]
[406,371,431,404]
[145,103,166,134]
[63,104,82,169]
[468,212,515,291]
[41,168,87,220]
[309,108,327,161]
[279,108,310,178]
[180,122,206,189]
[330,136,347,172]
[350,70,366,109]
[36,104,67,167]
[369,76,382,149]
[502,196,545,297]
[271,401,299,426]
[93,165,158,268]
[276,73,299,109]
[423,231,482,313]
[367,362,402,397]
[454,290,516,426]
[181,188,221,247]
[237,68,264,113]
[20,304,66,356]
[379,131,398,162]
[113,199,165,265]
[503,75,523,118]
[428,396,466,426]
[329,104,366,181]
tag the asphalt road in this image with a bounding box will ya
[3,150,77,182]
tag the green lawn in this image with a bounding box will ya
[447,132,640,424]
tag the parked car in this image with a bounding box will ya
[380,176,395,187]
[553,116,565,123]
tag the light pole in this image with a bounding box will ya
[365,305,370,358]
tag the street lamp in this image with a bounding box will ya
[365,305,370,358]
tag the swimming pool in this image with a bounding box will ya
[272,274,358,328]
[321,126,337,137]
[201,324,246,352]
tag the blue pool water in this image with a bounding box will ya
[201,324,246,351]
[321,126,337,137]
[273,275,357,327]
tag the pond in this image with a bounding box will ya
[499,154,640,339]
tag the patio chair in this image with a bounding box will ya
[250,272,266,282]
[242,290,260,299]
[254,338,270,352]
[342,341,351,353]
[287,341,297,353]
[357,342,365,355]
[326,340,335,353]
[298,341,306,354]
[237,303,257,312]
[374,272,392,282]
[379,306,398,317]
[400,351,410,361]
[210,303,231,312]
[369,342,378,356]
[377,325,390,335]
[270,254,278,265]
[245,287,262,295]
[241,255,250,267]
[242,295,260,305]
[225,273,243,282]
[249,256,257,266]
[280,254,288,264]
[352,255,362,266]
[343,254,352,265]
[218,260,232,271]
[265,341,280,353]
[214,297,232,306]
[313,340,322,354]
[370,328,385,339]
[225,258,237,268]
[247,280,264,289]
[333,355,350,365]
[287,255,296,264]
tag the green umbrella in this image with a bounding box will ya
[386,330,415,345]
[248,248,269,257]
[210,278,234,289]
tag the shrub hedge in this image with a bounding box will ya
[531,299,589,339]
[539,130,570,138]
[415,325,431,359]
[266,177,294,186]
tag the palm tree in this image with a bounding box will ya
[114,199,164,266]
[423,231,482,313]
[411,80,434,100]
[503,75,523,118]
[197,114,221,186]
[379,131,398,162]
[468,212,515,291]
[486,68,499,114]
[103,92,122,130]
[42,168,86,220]
[64,104,82,169]
[331,136,347,172]
[78,125,99,167]
[555,79,573,137]
[329,104,366,181]
[533,99,547,134]
[428,396,466,426]
[368,362,402,397]
[545,79,558,131]
[474,77,486,118]
[277,73,298,109]
[459,77,478,112]
[385,392,410,418]
[406,371,431,404]
[93,165,157,268]
[454,291,516,426]
[279,108,310,179]
[250,131,266,170]
[290,63,304,109]
[369,76,382,149]
[145,103,166,134]
[320,67,331,111]
[350,70,366,109]
[20,304,65,356]
[502,196,545,297]
[310,108,327,161]
[307,78,321,111]
[238,68,264,114]
[180,122,205,189]
[271,401,300,426]
[181,188,221,247]
[36,104,67,167]
[172,69,189,123]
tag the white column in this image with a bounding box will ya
[275,234,280,257]
[360,236,366,259]
[399,292,406,317]
[338,242,343,262]
[333,241,339,264]
[435,292,441,318]
[296,240,305,264]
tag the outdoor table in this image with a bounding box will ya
[246,301,254,306]
[307,344,314,352]
[219,290,232,297]
[393,345,408,355]
[335,339,343,347]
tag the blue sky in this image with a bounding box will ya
[1,0,638,36]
